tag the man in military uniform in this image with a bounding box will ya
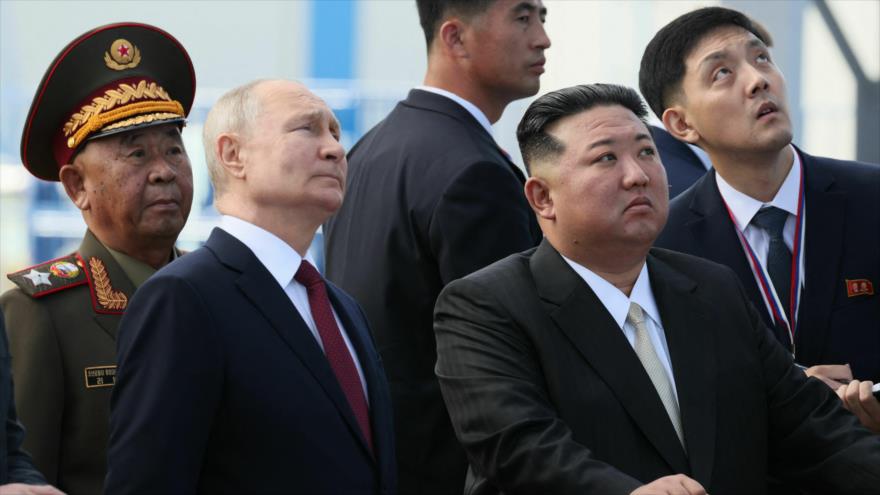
[0,23,195,495]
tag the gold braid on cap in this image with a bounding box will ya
[63,80,185,149]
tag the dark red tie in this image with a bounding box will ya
[295,260,373,454]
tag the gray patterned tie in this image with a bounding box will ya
[627,302,685,448]
[751,206,792,320]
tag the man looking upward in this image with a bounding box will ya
[641,7,879,424]
[106,80,396,494]
[434,83,880,495]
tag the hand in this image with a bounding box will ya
[0,484,65,495]
[836,380,880,434]
[630,474,707,495]
[804,363,852,389]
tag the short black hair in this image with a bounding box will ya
[517,84,649,175]
[638,6,769,119]
[416,0,496,48]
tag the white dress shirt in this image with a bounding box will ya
[219,215,368,398]
[715,146,806,316]
[417,85,494,136]
[561,256,679,398]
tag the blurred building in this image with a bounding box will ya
[1,0,878,292]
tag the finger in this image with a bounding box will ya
[844,381,867,418]
[840,364,853,382]
[836,384,848,402]
[680,476,708,495]
[816,375,843,390]
[29,486,65,495]
[807,364,853,382]
[859,382,880,415]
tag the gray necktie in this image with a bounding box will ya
[627,302,685,448]
[751,206,792,320]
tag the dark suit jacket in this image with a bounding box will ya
[0,313,46,485]
[324,89,541,493]
[649,125,708,199]
[434,240,880,495]
[656,150,880,381]
[105,228,396,494]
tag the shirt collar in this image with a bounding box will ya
[417,85,494,137]
[104,245,158,289]
[715,145,801,231]
[220,215,307,289]
[560,256,663,330]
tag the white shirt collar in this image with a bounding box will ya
[560,256,663,330]
[219,215,310,289]
[417,85,494,137]
[715,145,801,231]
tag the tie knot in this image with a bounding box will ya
[751,206,789,236]
[627,302,645,326]
[294,260,323,287]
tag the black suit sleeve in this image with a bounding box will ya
[429,161,539,284]
[434,277,642,495]
[739,281,880,492]
[105,276,223,494]
[1,317,46,485]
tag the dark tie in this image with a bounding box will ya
[751,206,792,321]
[295,260,373,453]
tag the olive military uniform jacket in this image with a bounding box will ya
[0,230,149,495]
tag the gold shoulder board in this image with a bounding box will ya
[7,254,87,298]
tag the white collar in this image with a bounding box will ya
[417,85,494,137]
[715,145,801,231]
[219,215,312,288]
[561,256,663,330]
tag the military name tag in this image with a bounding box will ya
[84,365,116,388]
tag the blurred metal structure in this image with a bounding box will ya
[814,0,880,163]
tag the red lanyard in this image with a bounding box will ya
[720,155,805,349]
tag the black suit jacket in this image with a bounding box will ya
[106,228,396,494]
[324,89,541,493]
[434,240,880,495]
[649,125,708,199]
[0,313,46,485]
[656,150,880,381]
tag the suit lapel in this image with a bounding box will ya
[647,253,716,487]
[685,172,773,328]
[796,151,846,364]
[530,240,690,474]
[327,284,391,465]
[205,229,373,461]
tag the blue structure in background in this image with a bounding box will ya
[308,0,358,273]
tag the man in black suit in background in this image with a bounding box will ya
[324,1,550,492]
[641,7,880,419]
[434,84,880,494]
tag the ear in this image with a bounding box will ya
[437,18,468,58]
[524,175,555,221]
[662,106,700,145]
[59,163,89,211]
[216,133,246,180]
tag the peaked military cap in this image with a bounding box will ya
[20,22,196,181]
